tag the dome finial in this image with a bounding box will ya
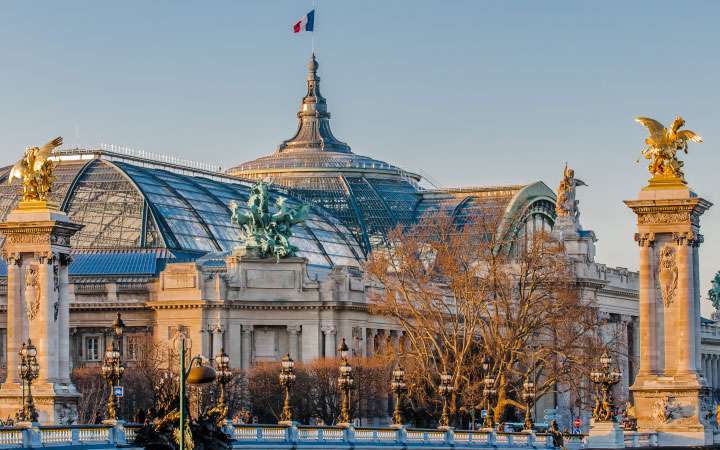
[308,52,319,75]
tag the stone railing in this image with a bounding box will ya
[0,422,136,448]
[623,431,658,447]
[0,422,661,449]
[230,424,557,448]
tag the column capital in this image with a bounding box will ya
[672,231,703,247]
[634,232,655,247]
[287,325,301,335]
[241,325,254,334]
[1,251,22,266]
[38,251,56,265]
[321,325,337,335]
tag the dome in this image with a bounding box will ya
[227,54,423,252]
[0,152,364,271]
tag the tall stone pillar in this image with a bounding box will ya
[626,180,713,446]
[636,233,659,375]
[0,201,83,424]
[287,325,300,361]
[241,325,253,369]
[322,326,337,358]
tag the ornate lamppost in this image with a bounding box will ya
[438,372,454,430]
[278,353,297,425]
[336,338,354,427]
[214,348,233,422]
[390,365,407,428]
[481,357,497,429]
[522,377,536,431]
[177,334,217,450]
[101,313,125,422]
[18,340,39,423]
[590,351,622,422]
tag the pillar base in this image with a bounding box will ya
[0,382,80,425]
[587,420,624,448]
[631,376,713,446]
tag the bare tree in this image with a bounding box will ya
[366,206,605,423]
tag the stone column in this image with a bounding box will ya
[366,329,376,357]
[636,233,657,376]
[36,254,56,383]
[57,256,72,382]
[674,232,697,374]
[4,255,20,385]
[241,325,253,369]
[212,324,224,358]
[287,325,300,361]
[323,326,337,358]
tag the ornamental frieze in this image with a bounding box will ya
[637,212,691,225]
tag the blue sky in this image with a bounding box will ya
[1,1,719,312]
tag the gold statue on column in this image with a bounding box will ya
[635,116,702,181]
[7,137,63,202]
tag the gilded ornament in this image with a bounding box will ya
[8,136,63,202]
[635,116,702,181]
[658,245,678,308]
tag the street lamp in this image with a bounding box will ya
[177,335,217,450]
[18,340,39,423]
[522,377,536,431]
[336,338,354,427]
[214,348,233,422]
[278,353,297,425]
[438,372,454,430]
[590,350,622,422]
[390,365,407,428]
[102,313,126,422]
[481,357,496,429]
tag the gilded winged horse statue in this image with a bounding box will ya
[8,137,63,201]
[635,116,702,181]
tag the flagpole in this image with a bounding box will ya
[312,0,318,55]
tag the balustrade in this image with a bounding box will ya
[0,421,663,449]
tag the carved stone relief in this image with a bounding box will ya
[24,266,40,321]
[658,244,678,308]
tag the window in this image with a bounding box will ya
[126,335,143,361]
[84,335,102,361]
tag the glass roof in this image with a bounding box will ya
[0,157,364,270]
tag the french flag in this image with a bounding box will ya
[293,10,315,33]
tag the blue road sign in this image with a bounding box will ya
[113,386,124,397]
[481,409,487,418]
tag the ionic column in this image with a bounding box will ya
[241,325,253,369]
[366,329,376,357]
[674,233,695,374]
[714,356,719,390]
[287,325,300,361]
[212,324,224,358]
[636,232,657,375]
[323,326,337,358]
[390,330,400,353]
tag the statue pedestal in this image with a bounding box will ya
[0,204,82,424]
[625,182,714,446]
[587,420,624,449]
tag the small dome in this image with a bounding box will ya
[227,55,423,252]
